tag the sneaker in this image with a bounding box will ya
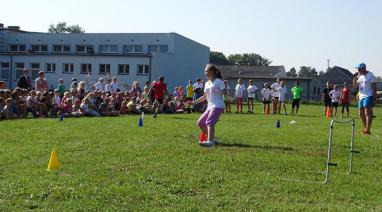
[212,138,219,145]
[199,140,215,147]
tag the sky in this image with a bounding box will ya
[2,0,382,76]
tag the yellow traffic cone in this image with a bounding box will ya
[47,148,60,171]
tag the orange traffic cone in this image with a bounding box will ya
[199,132,207,142]
[266,105,270,115]
[47,148,60,171]
[326,108,332,119]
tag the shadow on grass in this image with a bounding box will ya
[218,143,293,151]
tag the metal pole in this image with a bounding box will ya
[323,120,335,184]
[348,119,356,174]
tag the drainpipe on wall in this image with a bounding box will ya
[9,55,13,89]
[148,55,152,82]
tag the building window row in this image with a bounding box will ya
[0,62,149,80]
[8,44,168,53]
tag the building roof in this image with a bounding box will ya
[319,66,353,85]
[216,65,287,79]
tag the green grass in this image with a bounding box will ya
[0,104,381,211]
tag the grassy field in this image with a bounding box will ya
[0,104,381,211]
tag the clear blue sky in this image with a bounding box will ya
[2,0,382,76]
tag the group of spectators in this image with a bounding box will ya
[0,68,214,120]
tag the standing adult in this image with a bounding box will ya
[17,68,32,90]
[271,78,282,114]
[110,76,120,92]
[35,71,48,92]
[93,78,105,91]
[352,63,377,135]
[322,82,333,116]
[186,80,194,101]
[291,81,303,115]
[340,82,351,118]
[153,76,168,118]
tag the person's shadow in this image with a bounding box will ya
[217,143,293,151]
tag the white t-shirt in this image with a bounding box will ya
[105,83,112,92]
[261,88,271,101]
[279,86,288,102]
[80,103,89,113]
[94,82,105,91]
[329,90,340,103]
[204,79,225,109]
[357,72,375,100]
[53,96,61,105]
[235,84,246,98]
[193,82,203,90]
[110,81,120,92]
[271,82,282,98]
[247,85,258,98]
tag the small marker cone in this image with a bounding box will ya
[199,132,207,142]
[59,112,64,121]
[47,148,60,171]
[138,117,143,127]
[326,108,332,119]
[276,119,280,128]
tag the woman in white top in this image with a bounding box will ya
[192,65,226,147]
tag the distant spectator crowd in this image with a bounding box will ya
[0,67,365,121]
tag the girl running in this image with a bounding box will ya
[192,65,226,147]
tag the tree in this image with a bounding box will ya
[298,66,318,78]
[287,67,298,77]
[227,53,271,66]
[210,51,230,65]
[376,76,382,82]
[318,70,325,77]
[48,22,85,33]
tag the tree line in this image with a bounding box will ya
[210,51,322,78]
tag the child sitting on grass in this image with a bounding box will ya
[51,90,61,118]
[80,97,100,116]
[0,97,5,119]
[2,98,16,119]
[26,90,39,117]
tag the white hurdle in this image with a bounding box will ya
[323,118,359,184]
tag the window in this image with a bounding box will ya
[148,45,168,53]
[31,44,48,52]
[81,64,92,74]
[15,63,24,79]
[99,45,118,53]
[0,62,10,80]
[53,45,71,53]
[118,64,129,75]
[45,63,56,73]
[30,63,40,79]
[137,64,150,75]
[76,45,94,53]
[63,64,74,73]
[124,45,143,53]
[99,64,111,74]
[9,44,26,52]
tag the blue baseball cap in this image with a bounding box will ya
[355,63,366,69]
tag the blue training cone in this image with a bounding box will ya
[138,117,143,127]
[276,119,280,128]
[59,112,64,121]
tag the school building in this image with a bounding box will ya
[0,24,210,90]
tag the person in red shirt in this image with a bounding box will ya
[153,76,167,118]
[340,82,351,117]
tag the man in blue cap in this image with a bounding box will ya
[352,63,377,135]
